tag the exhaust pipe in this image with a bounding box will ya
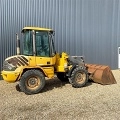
[16,33,20,55]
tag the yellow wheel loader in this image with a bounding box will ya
[1,27,116,94]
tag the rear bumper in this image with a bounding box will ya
[1,71,20,83]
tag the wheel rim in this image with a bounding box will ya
[26,76,41,90]
[75,72,86,84]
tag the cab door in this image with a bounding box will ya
[35,31,52,66]
[35,31,56,78]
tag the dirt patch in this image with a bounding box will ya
[0,70,120,120]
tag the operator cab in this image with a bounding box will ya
[22,27,56,57]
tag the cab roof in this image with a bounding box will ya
[22,27,53,32]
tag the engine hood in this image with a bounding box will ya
[5,55,29,68]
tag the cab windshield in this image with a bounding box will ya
[23,30,50,56]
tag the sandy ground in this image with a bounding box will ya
[0,70,120,120]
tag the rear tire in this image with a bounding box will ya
[69,67,88,88]
[57,72,68,82]
[19,69,45,95]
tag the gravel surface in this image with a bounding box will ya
[0,70,120,120]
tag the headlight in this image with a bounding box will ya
[3,61,17,71]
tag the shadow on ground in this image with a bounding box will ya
[15,78,93,94]
[41,78,69,93]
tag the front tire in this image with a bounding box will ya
[69,67,88,88]
[19,69,45,95]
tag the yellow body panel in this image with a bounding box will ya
[35,56,56,78]
[1,70,19,83]
[42,67,54,78]
[29,56,36,66]
[36,57,51,66]
[36,55,56,66]
[1,65,54,82]
[55,52,69,72]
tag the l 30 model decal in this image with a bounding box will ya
[7,56,28,67]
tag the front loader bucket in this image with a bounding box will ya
[86,64,117,85]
